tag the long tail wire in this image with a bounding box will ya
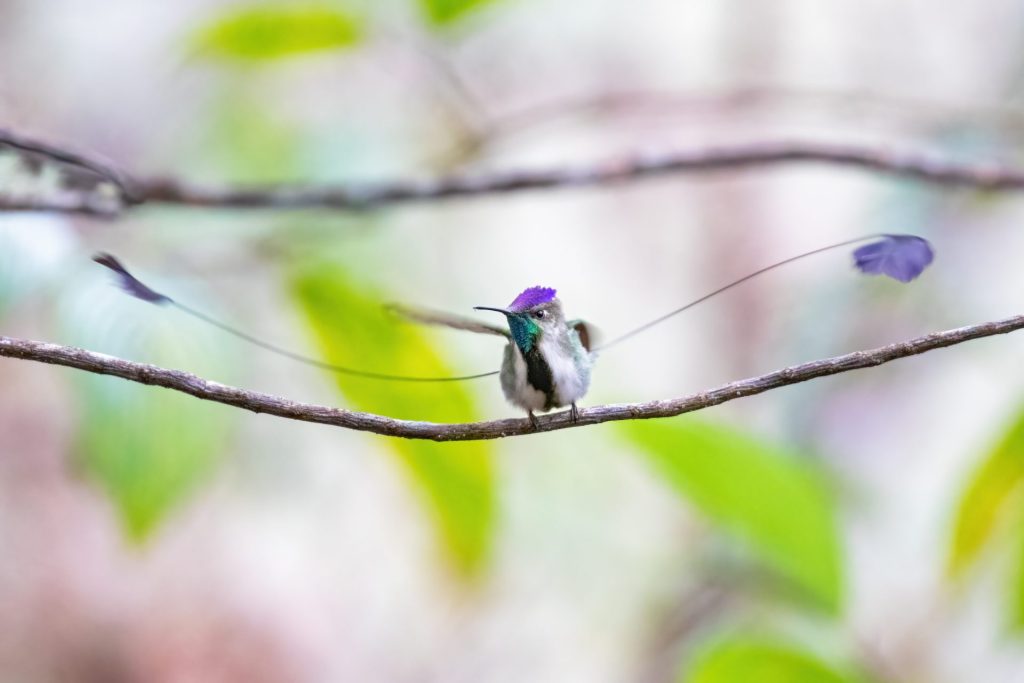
[169,302,499,382]
[103,233,882,383]
[593,233,881,352]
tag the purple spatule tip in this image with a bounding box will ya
[92,253,170,304]
[853,234,934,283]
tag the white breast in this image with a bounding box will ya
[538,334,591,407]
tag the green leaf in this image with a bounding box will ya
[192,4,363,61]
[419,0,500,26]
[78,377,232,540]
[202,90,304,183]
[683,638,859,683]
[622,420,843,612]
[1011,533,1024,630]
[60,276,234,541]
[947,408,1024,578]
[290,261,494,575]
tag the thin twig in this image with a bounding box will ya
[5,129,1024,215]
[1,313,1021,441]
[125,141,1024,211]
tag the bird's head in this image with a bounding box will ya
[475,286,564,353]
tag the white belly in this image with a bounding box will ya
[499,338,592,412]
[540,335,590,406]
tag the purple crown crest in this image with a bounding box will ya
[508,286,556,312]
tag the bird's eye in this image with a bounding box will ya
[533,310,546,319]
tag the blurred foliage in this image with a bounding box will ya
[948,408,1024,577]
[681,637,861,683]
[192,3,364,61]
[948,406,1024,629]
[419,0,502,26]
[77,378,232,540]
[290,261,494,575]
[1013,534,1024,630]
[184,0,501,575]
[202,89,305,184]
[622,420,843,613]
[60,276,235,541]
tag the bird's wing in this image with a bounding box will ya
[386,303,510,338]
[569,319,598,352]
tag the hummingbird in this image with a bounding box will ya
[94,233,934,427]
[475,287,593,426]
[388,287,593,427]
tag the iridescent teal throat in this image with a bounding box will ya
[507,315,540,353]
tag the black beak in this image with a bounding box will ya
[474,306,513,315]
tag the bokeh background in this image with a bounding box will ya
[3,0,1024,681]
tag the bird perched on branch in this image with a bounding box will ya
[393,286,594,427]
[94,234,934,428]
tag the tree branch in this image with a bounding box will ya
[6,129,1024,216]
[0,195,122,216]
[136,141,1024,210]
[2,313,1021,441]
[0,127,130,192]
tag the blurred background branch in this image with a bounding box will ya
[3,311,1022,440]
[10,127,1024,216]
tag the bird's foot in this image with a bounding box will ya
[569,402,580,423]
[528,411,540,430]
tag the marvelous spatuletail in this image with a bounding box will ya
[94,233,934,427]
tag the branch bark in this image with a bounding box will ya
[137,141,1024,210]
[2,313,1020,441]
[6,132,1024,216]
